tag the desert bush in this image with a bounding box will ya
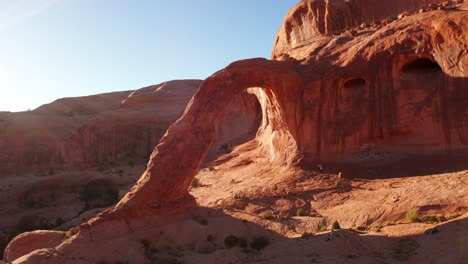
[421,214,444,223]
[372,224,382,232]
[445,212,462,220]
[405,209,419,222]
[263,210,274,220]
[65,226,80,238]
[80,179,119,210]
[191,178,200,188]
[301,232,313,238]
[224,235,239,248]
[355,225,366,231]
[250,236,269,250]
[332,220,341,230]
[238,237,248,248]
[336,179,344,187]
[220,143,233,154]
[296,208,306,217]
[191,215,208,225]
[319,225,328,232]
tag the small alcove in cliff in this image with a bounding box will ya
[344,77,366,89]
[401,57,442,80]
[342,77,367,100]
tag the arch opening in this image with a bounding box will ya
[202,91,263,164]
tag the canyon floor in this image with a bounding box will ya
[3,139,467,263]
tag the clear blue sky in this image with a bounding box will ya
[0,0,298,112]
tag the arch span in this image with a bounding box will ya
[109,58,305,216]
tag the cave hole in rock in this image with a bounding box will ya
[344,77,366,89]
[401,58,442,75]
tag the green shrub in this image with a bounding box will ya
[250,236,269,250]
[296,208,306,217]
[405,209,419,223]
[263,210,274,220]
[332,220,341,230]
[319,225,328,232]
[191,178,200,188]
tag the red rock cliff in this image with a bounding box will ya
[272,0,447,59]
[0,80,261,175]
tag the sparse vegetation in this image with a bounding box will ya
[65,226,80,238]
[250,236,269,250]
[296,208,306,217]
[445,212,463,220]
[355,225,366,231]
[405,208,419,223]
[220,143,233,154]
[191,215,208,225]
[336,179,344,187]
[319,225,328,232]
[302,232,313,238]
[224,235,239,248]
[372,224,382,232]
[421,214,444,223]
[141,239,158,262]
[80,179,119,211]
[238,237,248,248]
[191,177,200,188]
[332,220,341,230]
[263,210,274,220]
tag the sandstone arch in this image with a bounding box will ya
[103,58,305,218]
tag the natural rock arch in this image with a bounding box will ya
[102,58,305,219]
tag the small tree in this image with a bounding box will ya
[296,208,306,217]
[332,220,341,230]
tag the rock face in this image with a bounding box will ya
[3,230,65,263]
[0,80,261,175]
[5,1,468,263]
[272,0,447,59]
[108,0,467,215]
